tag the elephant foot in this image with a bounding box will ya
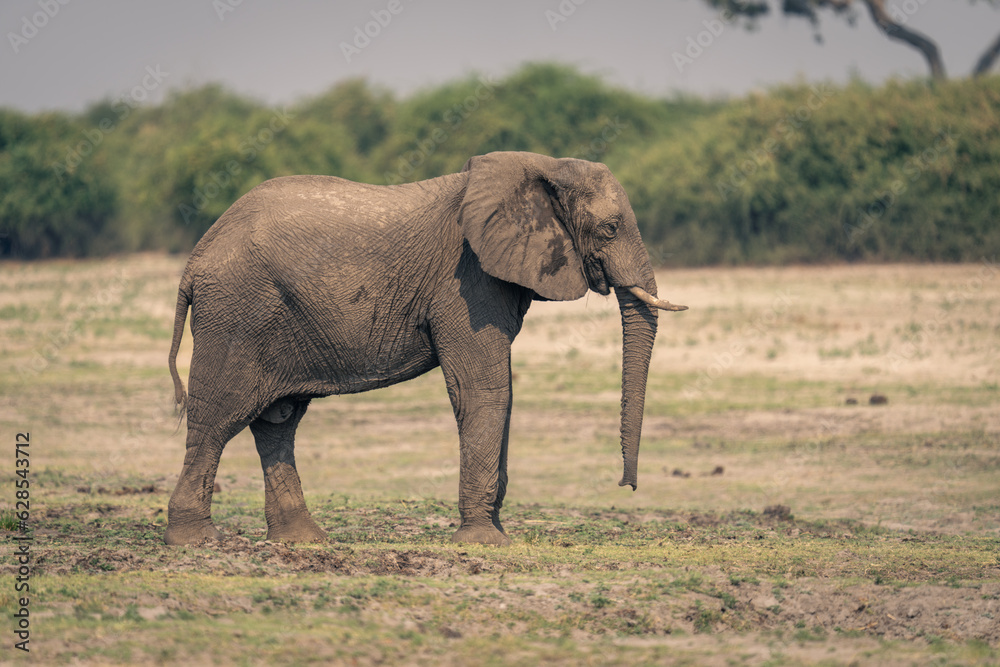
[164,521,222,546]
[266,514,328,544]
[451,524,512,546]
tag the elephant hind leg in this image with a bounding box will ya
[165,335,290,546]
[165,402,246,545]
[250,398,327,543]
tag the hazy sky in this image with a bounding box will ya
[2,0,997,112]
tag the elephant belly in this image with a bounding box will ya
[286,299,439,396]
[324,338,439,394]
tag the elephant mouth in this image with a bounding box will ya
[584,256,611,295]
[584,256,688,311]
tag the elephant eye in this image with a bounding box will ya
[597,218,619,241]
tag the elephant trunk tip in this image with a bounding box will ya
[618,476,637,491]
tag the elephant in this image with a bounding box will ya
[164,151,686,547]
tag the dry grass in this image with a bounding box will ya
[1,254,998,665]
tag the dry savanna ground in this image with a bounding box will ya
[1,254,998,665]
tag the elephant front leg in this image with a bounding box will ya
[250,400,327,543]
[452,406,511,546]
[439,349,514,547]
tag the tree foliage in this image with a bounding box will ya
[702,0,1000,80]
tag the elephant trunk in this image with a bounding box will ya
[614,284,658,490]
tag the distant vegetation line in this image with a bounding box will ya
[1,63,998,264]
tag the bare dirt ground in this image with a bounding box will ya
[1,255,998,665]
[12,500,1000,653]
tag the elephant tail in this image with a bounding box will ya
[168,275,192,414]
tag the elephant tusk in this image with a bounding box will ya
[627,286,688,312]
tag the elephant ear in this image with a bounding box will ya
[459,152,588,301]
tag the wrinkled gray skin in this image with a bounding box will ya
[165,151,685,547]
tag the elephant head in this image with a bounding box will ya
[459,151,686,491]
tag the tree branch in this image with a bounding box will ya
[973,32,1000,76]
[861,0,946,80]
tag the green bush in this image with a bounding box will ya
[0,109,117,258]
[1,65,998,264]
[619,77,1000,265]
